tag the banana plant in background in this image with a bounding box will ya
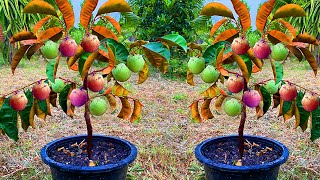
[0,0,44,64]
[274,0,320,64]
[187,0,319,158]
[0,0,187,164]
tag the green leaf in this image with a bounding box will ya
[242,54,252,78]
[260,86,271,113]
[46,59,55,83]
[101,38,129,62]
[203,41,230,65]
[282,100,292,116]
[296,91,310,130]
[0,98,18,141]
[274,61,283,84]
[157,34,187,52]
[78,52,91,75]
[143,42,170,61]
[311,107,320,141]
[59,84,71,114]
[18,90,34,131]
[38,100,48,114]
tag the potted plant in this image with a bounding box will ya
[186,0,319,179]
[1,0,187,179]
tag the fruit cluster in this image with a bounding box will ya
[8,76,107,117]
[36,32,149,116]
[9,81,50,111]
[41,36,145,83]
[41,34,100,60]
[112,54,146,82]
[187,37,319,117]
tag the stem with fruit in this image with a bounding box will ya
[1,78,47,97]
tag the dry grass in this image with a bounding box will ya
[0,57,319,180]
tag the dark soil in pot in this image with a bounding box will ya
[195,135,289,180]
[41,135,138,180]
[202,139,282,166]
[49,139,130,166]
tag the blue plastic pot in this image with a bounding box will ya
[195,135,289,180]
[40,135,138,180]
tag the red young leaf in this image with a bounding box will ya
[256,0,276,33]
[10,31,37,43]
[56,0,75,30]
[300,48,318,76]
[33,16,51,34]
[201,98,214,120]
[272,4,306,21]
[103,16,121,34]
[82,51,100,80]
[286,45,303,61]
[216,47,229,76]
[210,18,227,37]
[278,20,296,37]
[117,97,131,120]
[11,45,30,74]
[80,0,98,29]
[268,30,291,44]
[292,34,319,46]
[130,99,143,122]
[92,26,119,41]
[189,100,202,123]
[97,0,132,15]
[213,29,239,44]
[27,43,43,60]
[37,27,63,41]
[23,1,58,17]
[230,0,251,31]
[200,2,234,19]
[68,46,84,68]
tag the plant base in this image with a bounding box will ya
[40,135,138,180]
[195,135,289,180]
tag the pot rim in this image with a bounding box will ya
[194,134,289,172]
[40,134,138,173]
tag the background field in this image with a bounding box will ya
[0,56,319,180]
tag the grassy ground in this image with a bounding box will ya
[0,57,319,180]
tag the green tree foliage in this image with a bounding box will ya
[129,0,204,42]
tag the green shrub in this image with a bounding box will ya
[247,30,261,47]
[69,26,85,45]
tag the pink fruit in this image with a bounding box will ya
[87,73,104,92]
[279,84,297,102]
[231,37,250,55]
[81,34,100,53]
[242,90,261,108]
[253,39,271,59]
[59,37,78,57]
[301,92,319,112]
[226,75,244,93]
[69,88,88,107]
[32,81,51,100]
[9,93,28,111]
